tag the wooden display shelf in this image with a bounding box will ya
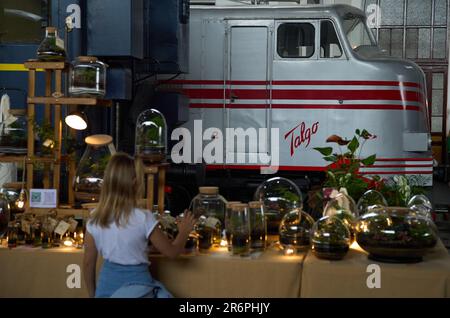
[0,155,59,164]
[28,97,112,107]
[25,207,90,219]
[24,60,67,70]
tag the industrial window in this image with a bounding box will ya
[277,23,315,58]
[0,0,48,44]
[320,20,343,58]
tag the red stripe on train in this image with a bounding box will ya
[184,89,421,102]
[171,79,421,87]
[205,165,433,174]
[189,103,421,111]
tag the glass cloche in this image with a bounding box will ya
[311,215,351,260]
[254,177,302,234]
[357,190,388,216]
[323,192,358,242]
[0,109,27,154]
[135,109,167,163]
[279,209,314,251]
[356,206,438,263]
[74,135,116,203]
[69,56,107,97]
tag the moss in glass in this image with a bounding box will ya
[37,27,66,61]
[69,56,107,97]
[195,216,214,252]
[356,207,438,263]
[191,187,227,246]
[135,109,167,164]
[311,216,351,260]
[229,203,251,256]
[279,209,314,251]
[248,201,267,250]
[225,201,241,251]
[253,177,302,235]
[74,135,115,203]
[323,193,358,243]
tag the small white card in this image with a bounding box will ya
[54,221,70,236]
[30,189,57,208]
[205,217,220,229]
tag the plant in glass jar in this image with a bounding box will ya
[33,121,57,156]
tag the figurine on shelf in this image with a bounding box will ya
[83,153,195,298]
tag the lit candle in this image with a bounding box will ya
[285,248,295,256]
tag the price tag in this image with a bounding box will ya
[205,217,220,230]
[49,218,58,232]
[68,219,78,232]
[54,220,70,236]
[21,220,31,235]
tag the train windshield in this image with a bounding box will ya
[342,14,376,51]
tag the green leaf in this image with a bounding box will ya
[361,154,376,166]
[314,147,333,156]
[347,136,359,154]
[355,129,361,136]
[323,155,337,162]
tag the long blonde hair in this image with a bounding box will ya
[90,152,144,227]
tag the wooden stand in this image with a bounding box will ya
[4,60,112,207]
[143,162,169,214]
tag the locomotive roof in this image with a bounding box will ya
[191,4,366,20]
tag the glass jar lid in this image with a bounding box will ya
[85,134,113,146]
[199,186,219,195]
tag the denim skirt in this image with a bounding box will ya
[95,260,173,298]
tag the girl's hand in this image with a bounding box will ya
[178,210,196,236]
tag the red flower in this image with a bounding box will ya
[326,135,350,145]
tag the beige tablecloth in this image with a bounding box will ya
[0,245,304,298]
[149,247,304,298]
[301,241,450,298]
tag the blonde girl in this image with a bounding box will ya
[83,152,195,298]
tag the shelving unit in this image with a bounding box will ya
[0,60,113,207]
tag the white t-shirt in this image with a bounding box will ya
[86,208,158,265]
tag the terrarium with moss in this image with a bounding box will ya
[135,109,167,163]
[74,135,115,203]
[356,206,438,263]
[311,215,351,260]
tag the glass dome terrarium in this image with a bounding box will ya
[279,209,314,251]
[74,134,116,203]
[311,215,351,260]
[323,192,358,242]
[253,177,302,235]
[356,207,438,263]
[0,109,27,154]
[37,27,66,61]
[357,190,388,216]
[135,109,167,164]
[69,56,107,98]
